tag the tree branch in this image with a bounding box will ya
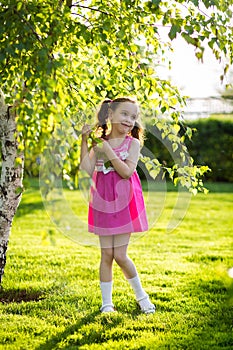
[72,3,113,16]
[71,12,93,26]
[13,9,46,49]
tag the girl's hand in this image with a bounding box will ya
[93,139,109,154]
[81,124,92,141]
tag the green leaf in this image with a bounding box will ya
[172,143,178,152]
[152,0,161,5]
[89,133,103,145]
[191,188,198,196]
[161,106,166,113]
[104,160,112,169]
[168,24,181,40]
[149,168,160,179]
[15,186,24,195]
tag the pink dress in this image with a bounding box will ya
[88,135,148,235]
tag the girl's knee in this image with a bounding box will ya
[101,248,114,264]
[114,251,128,267]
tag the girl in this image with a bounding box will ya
[81,97,155,314]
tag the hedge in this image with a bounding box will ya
[142,116,233,182]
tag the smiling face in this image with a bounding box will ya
[109,102,139,135]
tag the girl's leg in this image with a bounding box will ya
[99,236,114,282]
[113,234,155,314]
[113,234,137,279]
[99,236,115,312]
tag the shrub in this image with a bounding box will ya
[143,116,233,182]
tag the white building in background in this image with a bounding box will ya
[184,97,233,119]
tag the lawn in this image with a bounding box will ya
[0,181,233,349]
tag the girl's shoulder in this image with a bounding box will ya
[111,135,139,151]
[119,136,139,153]
[126,135,140,148]
[121,135,133,149]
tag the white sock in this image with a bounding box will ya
[127,275,148,301]
[100,281,113,308]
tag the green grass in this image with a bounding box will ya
[1,182,233,349]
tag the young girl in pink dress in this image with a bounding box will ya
[81,97,155,314]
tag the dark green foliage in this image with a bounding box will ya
[186,117,233,182]
[142,117,233,182]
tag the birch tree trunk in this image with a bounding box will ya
[0,89,24,284]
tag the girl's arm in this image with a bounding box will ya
[80,125,96,177]
[95,138,140,179]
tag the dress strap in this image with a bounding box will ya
[125,135,133,151]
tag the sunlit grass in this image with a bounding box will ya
[0,182,233,349]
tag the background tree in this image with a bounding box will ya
[0,0,232,284]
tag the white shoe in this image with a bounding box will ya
[100,304,116,313]
[138,296,156,314]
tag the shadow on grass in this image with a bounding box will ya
[16,197,63,217]
[0,288,46,303]
[35,311,126,350]
[15,200,45,217]
[160,277,233,349]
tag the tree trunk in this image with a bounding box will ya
[0,89,24,285]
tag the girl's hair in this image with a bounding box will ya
[97,97,144,142]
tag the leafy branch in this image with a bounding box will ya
[71,3,113,17]
[13,9,46,50]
